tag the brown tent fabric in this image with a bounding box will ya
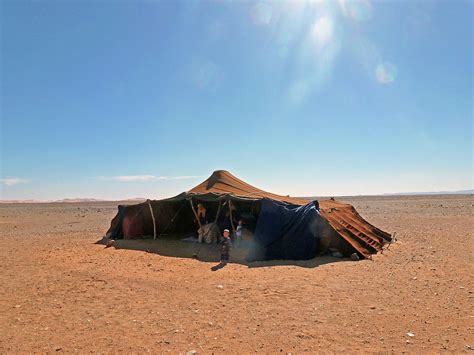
[107,170,391,258]
[184,170,391,258]
[187,170,309,205]
[319,202,391,258]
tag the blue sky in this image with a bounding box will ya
[1,0,472,200]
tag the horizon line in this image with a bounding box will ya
[1,189,472,203]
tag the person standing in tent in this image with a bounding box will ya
[218,202,237,238]
[235,219,243,247]
[220,229,232,263]
[196,203,208,226]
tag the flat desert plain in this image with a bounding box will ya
[0,195,473,353]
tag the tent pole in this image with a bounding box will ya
[228,198,236,233]
[189,199,201,228]
[214,200,222,223]
[189,198,203,243]
[147,199,157,240]
[157,201,185,239]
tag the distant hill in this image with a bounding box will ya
[382,189,473,196]
[54,198,106,203]
[0,197,148,204]
[303,189,473,200]
[0,199,41,204]
[1,191,471,204]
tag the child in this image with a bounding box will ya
[220,229,231,263]
[235,219,243,248]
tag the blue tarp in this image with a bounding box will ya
[249,199,322,261]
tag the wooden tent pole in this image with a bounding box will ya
[157,201,185,239]
[228,198,236,233]
[189,199,201,228]
[214,200,222,223]
[189,198,203,243]
[147,199,157,240]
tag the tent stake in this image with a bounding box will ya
[147,199,157,240]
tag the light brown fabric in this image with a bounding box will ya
[188,170,309,204]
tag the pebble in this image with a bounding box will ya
[407,332,415,337]
[217,285,224,289]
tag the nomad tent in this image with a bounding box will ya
[106,170,391,260]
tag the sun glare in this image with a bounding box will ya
[338,0,372,21]
[250,2,273,26]
[312,15,334,47]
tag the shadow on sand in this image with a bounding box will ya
[95,236,350,270]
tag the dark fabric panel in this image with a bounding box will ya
[107,205,127,239]
[250,199,321,261]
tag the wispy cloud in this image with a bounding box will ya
[1,177,31,186]
[97,175,200,182]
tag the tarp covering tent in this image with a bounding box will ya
[249,199,322,261]
[106,170,391,259]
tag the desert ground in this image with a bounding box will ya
[0,195,472,353]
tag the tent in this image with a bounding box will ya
[106,170,391,260]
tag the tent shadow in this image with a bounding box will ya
[95,236,350,269]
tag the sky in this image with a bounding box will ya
[1,0,473,200]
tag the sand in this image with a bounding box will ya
[0,195,473,353]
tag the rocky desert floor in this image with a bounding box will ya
[0,195,473,353]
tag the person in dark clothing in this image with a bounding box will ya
[218,205,238,237]
[220,229,231,263]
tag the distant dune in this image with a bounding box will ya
[382,189,473,196]
[0,198,146,204]
[1,190,471,204]
[55,198,106,203]
[305,189,473,200]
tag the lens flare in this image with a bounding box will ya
[375,61,397,84]
[338,0,372,21]
[250,2,273,26]
[312,15,334,47]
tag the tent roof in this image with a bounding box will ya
[164,170,391,258]
[186,170,309,204]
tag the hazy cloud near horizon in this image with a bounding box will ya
[1,178,31,186]
[96,175,201,182]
